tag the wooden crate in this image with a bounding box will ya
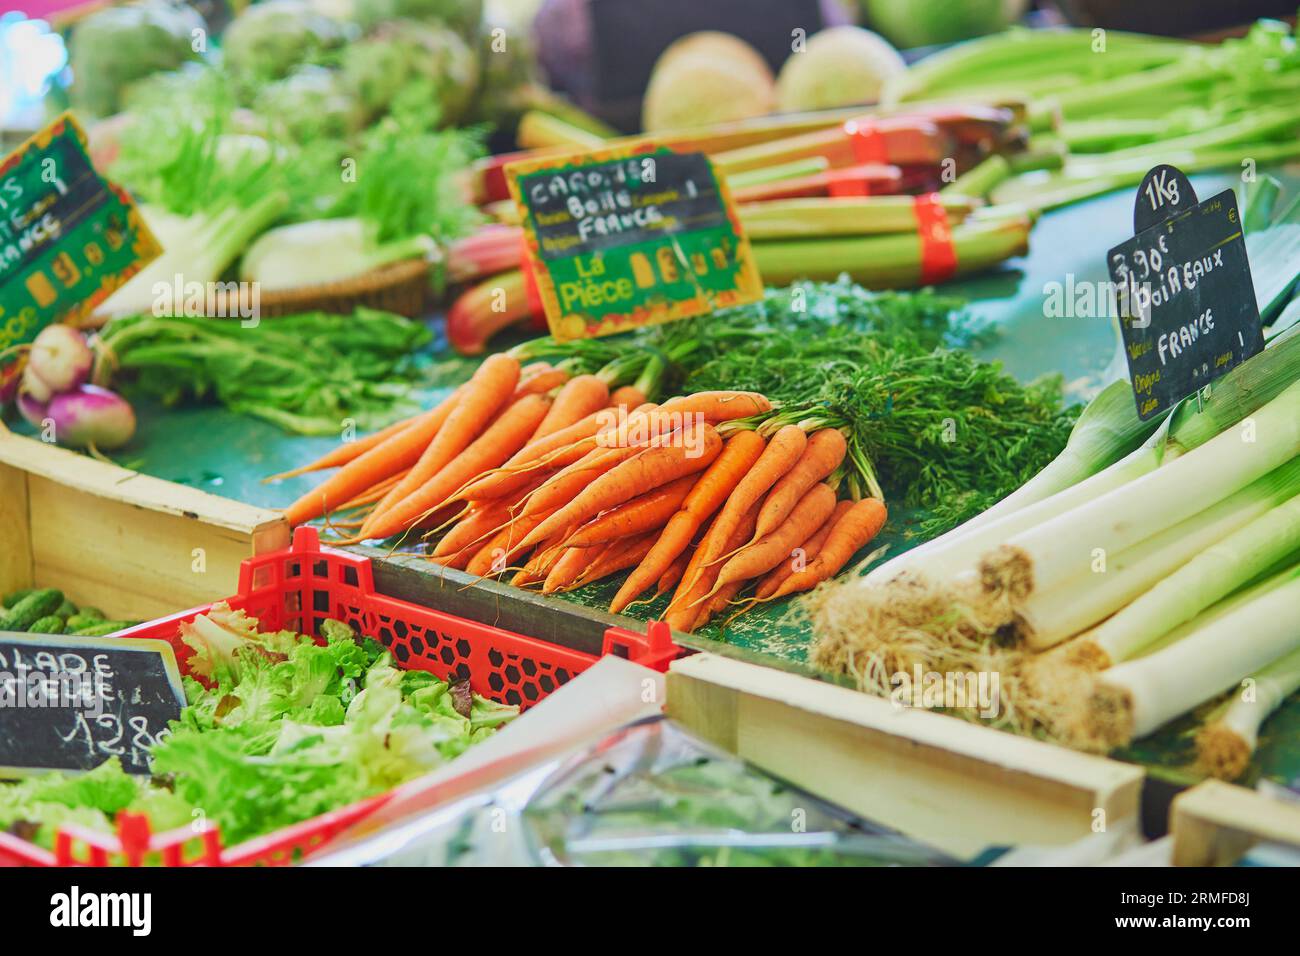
[1171,780,1300,866]
[0,428,289,620]
[667,653,1145,858]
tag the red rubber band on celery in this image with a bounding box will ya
[827,169,871,197]
[913,193,957,285]
[843,119,888,165]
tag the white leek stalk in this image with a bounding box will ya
[1015,462,1300,651]
[983,381,1300,602]
[1195,646,1300,780]
[863,427,1164,586]
[1081,566,1300,748]
[1073,485,1300,663]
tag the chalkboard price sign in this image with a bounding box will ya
[1106,166,1264,421]
[0,631,185,777]
[506,145,763,342]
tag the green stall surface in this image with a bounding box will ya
[12,171,1298,791]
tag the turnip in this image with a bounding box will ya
[38,384,137,450]
[25,324,95,395]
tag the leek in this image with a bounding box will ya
[1196,646,1300,780]
[1079,565,1300,748]
[1014,462,1300,652]
[738,196,974,240]
[981,381,1300,603]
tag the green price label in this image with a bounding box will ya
[0,112,160,352]
[507,147,763,341]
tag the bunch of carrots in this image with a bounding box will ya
[271,355,887,632]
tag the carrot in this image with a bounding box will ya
[530,374,610,441]
[512,410,694,521]
[670,502,760,632]
[432,487,532,558]
[752,428,846,542]
[608,430,766,614]
[262,413,421,482]
[768,497,888,599]
[283,387,465,526]
[512,537,570,587]
[457,406,634,501]
[336,467,412,511]
[512,367,569,400]
[361,391,550,539]
[574,532,659,588]
[363,354,521,529]
[563,476,695,549]
[465,508,551,577]
[686,424,806,582]
[543,545,601,594]
[654,390,771,423]
[756,499,852,600]
[656,545,694,597]
[515,425,724,554]
[609,384,646,410]
[703,483,837,602]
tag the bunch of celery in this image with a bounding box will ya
[885,21,1300,212]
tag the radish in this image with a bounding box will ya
[29,384,137,450]
[22,324,94,402]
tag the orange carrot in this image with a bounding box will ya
[516,425,724,554]
[512,367,569,400]
[543,545,601,594]
[752,428,846,541]
[457,406,630,500]
[565,474,696,548]
[512,536,571,587]
[704,483,837,601]
[756,499,852,600]
[685,424,806,583]
[769,498,888,599]
[361,392,550,539]
[466,507,553,577]
[655,390,771,423]
[336,467,412,511]
[609,384,646,410]
[655,545,694,597]
[432,490,528,559]
[364,354,521,528]
[283,387,465,526]
[575,532,659,588]
[262,413,421,482]
[530,374,610,441]
[670,501,760,632]
[608,430,766,614]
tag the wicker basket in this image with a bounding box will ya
[249,257,433,318]
[84,257,434,328]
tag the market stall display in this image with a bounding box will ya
[4,1,1300,874]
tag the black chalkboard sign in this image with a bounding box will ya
[0,631,185,777]
[521,152,730,262]
[1106,166,1265,421]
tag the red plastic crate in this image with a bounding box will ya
[0,527,682,867]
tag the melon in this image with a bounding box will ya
[776,25,905,112]
[642,32,775,132]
